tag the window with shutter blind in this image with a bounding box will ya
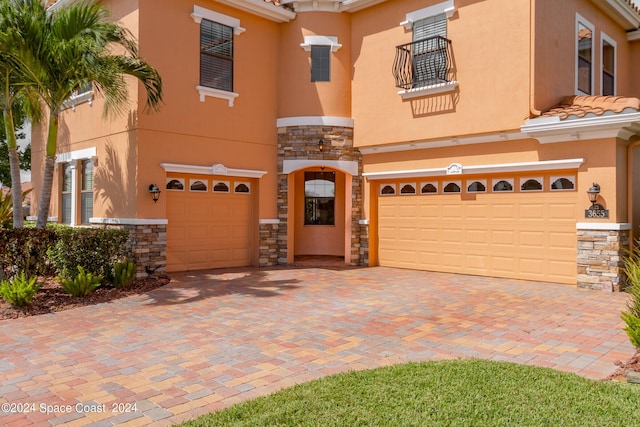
[311,45,331,82]
[412,14,448,87]
[200,19,233,92]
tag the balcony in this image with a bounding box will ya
[392,36,456,99]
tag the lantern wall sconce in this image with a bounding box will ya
[585,182,608,218]
[318,139,324,152]
[149,184,161,203]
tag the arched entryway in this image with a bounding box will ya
[293,167,346,260]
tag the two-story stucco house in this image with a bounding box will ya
[31,0,640,291]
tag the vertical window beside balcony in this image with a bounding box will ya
[412,14,447,87]
[304,172,335,225]
[200,19,233,92]
[61,163,72,224]
[602,39,615,96]
[81,159,93,225]
[577,21,592,95]
[311,45,331,82]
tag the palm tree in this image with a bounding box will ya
[0,0,41,228]
[0,0,163,229]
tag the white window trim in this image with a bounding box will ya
[601,31,617,96]
[192,5,243,106]
[466,179,487,193]
[401,0,456,30]
[576,13,595,96]
[300,36,342,52]
[420,181,439,194]
[56,147,97,227]
[191,5,246,35]
[519,177,544,192]
[166,178,185,191]
[492,178,515,193]
[380,184,396,196]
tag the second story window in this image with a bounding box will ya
[602,35,615,96]
[576,15,593,95]
[412,14,448,87]
[311,45,331,82]
[200,19,233,92]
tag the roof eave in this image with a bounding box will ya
[215,0,296,22]
[592,0,640,32]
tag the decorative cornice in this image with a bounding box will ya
[276,116,354,128]
[576,222,632,230]
[161,163,267,178]
[300,36,342,52]
[359,131,528,155]
[196,86,239,106]
[214,0,296,22]
[259,219,280,224]
[281,0,386,12]
[283,159,359,175]
[593,0,640,32]
[520,111,640,143]
[398,81,458,100]
[363,158,584,181]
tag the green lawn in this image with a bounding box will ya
[180,359,640,427]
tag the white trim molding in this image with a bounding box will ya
[359,219,370,225]
[196,85,239,106]
[575,13,595,96]
[601,32,617,96]
[363,158,584,181]
[598,0,640,32]
[576,222,632,231]
[214,0,295,22]
[283,159,359,176]
[301,36,342,52]
[401,0,456,29]
[276,116,354,128]
[359,131,529,155]
[521,111,640,144]
[191,5,246,34]
[90,218,169,226]
[398,81,458,100]
[161,162,267,179]
[55,147,97,164]
[259,219,280,225]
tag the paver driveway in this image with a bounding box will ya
[0,266,635,426]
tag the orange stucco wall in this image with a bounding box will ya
[351,0,531,148]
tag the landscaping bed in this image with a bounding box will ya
[0,275,170,320]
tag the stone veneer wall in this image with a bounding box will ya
[577,228,629,292]
[259,222,279,266]
[273,124,367,266]
[96,223,166,278]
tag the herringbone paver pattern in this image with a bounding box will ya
[0,267,634,426]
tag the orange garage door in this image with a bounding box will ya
[378,192,577,284]
[166,180,253,272]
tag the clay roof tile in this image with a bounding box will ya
[539,95,640,120]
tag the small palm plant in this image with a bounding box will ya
[59,266,103,297]
[622,242,640,348]
[0,272,41,307]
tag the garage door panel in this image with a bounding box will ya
[378,191,576,284]
[167,187,253,272]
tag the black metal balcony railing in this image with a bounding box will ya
[392,36,453,90]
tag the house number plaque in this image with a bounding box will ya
[585,205,609,219]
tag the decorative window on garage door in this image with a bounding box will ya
[551,176,576,190]
[381,184,396,195]
[492,179,514,192]
[520,177,543,192]
[213,181,230,192]
[166,178,185,191]
[235,182,251,193]
[421,182,438,194]
[400,183,416,194]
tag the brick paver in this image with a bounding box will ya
[0,266,635,425]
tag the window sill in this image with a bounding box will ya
[398,81,458,100]
[196,85,239,107]
[62,91,94,110]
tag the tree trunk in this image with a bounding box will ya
[2,103,23,228]
[35,111,59,229]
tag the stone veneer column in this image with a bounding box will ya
[258,221,279,267]
[92,219,167,278]
[577,224,630,292]
[274,123,367,266]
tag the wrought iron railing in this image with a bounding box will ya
[392,36,453,90]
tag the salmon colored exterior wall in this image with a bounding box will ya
[29,0,640,285]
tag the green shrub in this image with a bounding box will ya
[0,272,41,307]
[0,228,58,278]
[113,259,136,289]
[59,266,103,297]
[622,242,640,348]
[47,227,130,279]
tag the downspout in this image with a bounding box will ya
[529,0,542,118]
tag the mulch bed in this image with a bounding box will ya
[0,275,170,320]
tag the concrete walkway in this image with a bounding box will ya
[0,266,635,426]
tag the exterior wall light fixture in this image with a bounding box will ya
[587,182,600,207]
[149,184,161,203]
[318,139,324,152]
[585,182,608,218]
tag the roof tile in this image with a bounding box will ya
[539,95,640,120]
